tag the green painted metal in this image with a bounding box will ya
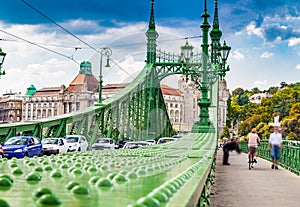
[0,132,217,207]
[0,1,229,206]
[240,140,300,176]
[0,47,6,77]
[146,0,229,133]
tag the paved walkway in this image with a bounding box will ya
[210,148,300,207]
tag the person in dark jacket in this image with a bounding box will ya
[222,138,241,165]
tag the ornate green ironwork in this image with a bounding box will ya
[240,140,300,176]
[0,1,230,206]
[146,0,230,133]
[0,47,6,77]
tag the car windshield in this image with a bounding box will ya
[95,139,110,144]
[158,138,176,144]
[65,137,79,143]
[42,139,58,145]
[5,137,28,145]
[124,142,149,149]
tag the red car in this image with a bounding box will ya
[0,145,4,158]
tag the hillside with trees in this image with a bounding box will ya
[223,82,300,141]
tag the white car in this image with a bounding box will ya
[123,141,151,149]
[42,138,68,155]
[92,138,116,150]
[157,137,177,144]
[146,139,156,145]
[64,135,88,152]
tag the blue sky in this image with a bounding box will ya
[0,0,300,95]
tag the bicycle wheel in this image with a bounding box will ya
[248,153,252,170]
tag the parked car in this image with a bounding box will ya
[115,140,130,149]
[172,134,183,139]
[64,135,88,152]
[123,141,151,149]
[42,138,68,155]
[92,138,116,150]
[157,137,177,144]
[2,136,43,158]
[146,139,156,145]
[0,145,4,159]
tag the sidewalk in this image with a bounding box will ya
[210,148,300,207]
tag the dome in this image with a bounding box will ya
[79,61,92,75]
[25,84,36,96]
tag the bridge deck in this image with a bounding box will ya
[210,149,300,207]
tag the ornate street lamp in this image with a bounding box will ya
[0,48,7,77]
[217,41,231,79]
[180,41,193,63]
[97,47,112,105]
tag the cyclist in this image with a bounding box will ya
[248,128,261,163]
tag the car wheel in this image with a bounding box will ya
[78,147,81,152]
[56,149,59,155]
[24,151,29,157]
[39,151,43,157]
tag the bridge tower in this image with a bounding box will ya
[145,0,231,133]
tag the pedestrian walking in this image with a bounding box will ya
[222,138,241,165]
[268,126,283,170]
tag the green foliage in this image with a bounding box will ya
[237,93,249,106]
[230,83,300,140]
[220,126,230,139]
[287,132,298,141]
[290,102,300,116]
[250,87,261,95]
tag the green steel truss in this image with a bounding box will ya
[0,0,227,144]
[0,63,174,146]
[0,1,228,206]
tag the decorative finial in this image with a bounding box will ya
[148,0,156,30]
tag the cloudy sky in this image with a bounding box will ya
[0,0,300,95]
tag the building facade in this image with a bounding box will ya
[22,61,98,121]
[0,92,23,123]
[1,61,229,134]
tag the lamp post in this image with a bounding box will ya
[217,41,231,79]
[0,48,7,77]
[146,0,231,133]
[97,47,112,105]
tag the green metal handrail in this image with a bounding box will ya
[240,140,300,175]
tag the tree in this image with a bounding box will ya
[250,87,260,94]
[232,87,244,96]
[220,126,230,139]
[280,81,288,88]
[290,102,300,117]
[237,93,249,106]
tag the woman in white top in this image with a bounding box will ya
[248,128,261,163]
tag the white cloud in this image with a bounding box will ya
[260,52,274,58]
[246,22,264,39]
[296,64,300,70]
[231,50,245,60]
[288,38,300,47]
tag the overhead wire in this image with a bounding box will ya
[20,0,100,53]
[13,0,203,77]
[0,29,79,65]
[0,38,84,50]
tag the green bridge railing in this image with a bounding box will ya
[240,140,300,175]
[0,133,218,207]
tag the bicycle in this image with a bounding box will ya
[248,147,256,170]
